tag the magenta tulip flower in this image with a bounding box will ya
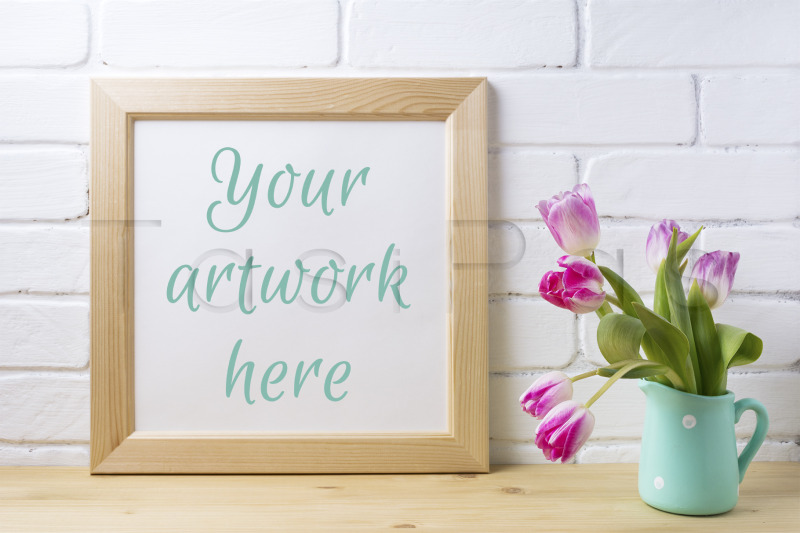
[520,371,574,419]
[537,184,601,257]
[646,220,689,273]
[691,251,740,309]
[539,255,606,314]
[535,400,595,463]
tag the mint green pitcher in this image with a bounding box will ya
[638,380,769,515]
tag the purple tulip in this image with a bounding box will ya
[539,255,606,314]
[537,184,601,257]
[691,251,740,309]
[535,400,595,463]
[646,219,689,273]
[520,372,574,419]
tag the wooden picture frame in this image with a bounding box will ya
[90,78,487,474]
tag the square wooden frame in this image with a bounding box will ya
[90,78,487,474]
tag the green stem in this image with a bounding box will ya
[585,360,650,408]
[570,370,599,382]
[595,301,614,318]
[587,252,615,318]
[660,368,686,392]
[604,294,622,309]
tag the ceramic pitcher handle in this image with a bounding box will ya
[733,398,769,484]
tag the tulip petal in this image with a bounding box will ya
[690,251,740,309]
[534,401,595,464]
[546,197,600,256]
[646,220,689,274]
[536,199,551,220]
[562,288,606,314]
[561,260,604,291]
[541,257,605,314]
[538,185,600,256]
[541,291,569,310]
[558,256,604,280]
[573,183,596,213]
[559,413,595,463]
[520,372,574,419]
[536,401,578,437]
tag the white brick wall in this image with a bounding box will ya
[0,76,90,142]
[489,150,577,220]
[588,0,800,68]
[0,2,89,67]
[101,0,339,67]
[0,0,797,466]
[349,0,576,68]
[0,150,88,220]
[490,74,696,145]
[586,151,800,221]
[0,299,89,368]
[701,75,800,145]
[0,227,89,293]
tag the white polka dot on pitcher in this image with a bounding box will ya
[654,477,664,490]
[682,415,697,429]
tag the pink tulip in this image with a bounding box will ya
[539,255,606,314]
[691,251,740,309]
[537,184,601,257]
[520,372,574,419]
[535,400,595,463]
[646,219,689,273]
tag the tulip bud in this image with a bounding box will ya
[519,372,574,419]
[690,251,740,309]
[537,184,601,257]
[539,255,606,314]
[646,220,689,273]
[535,400,595,463]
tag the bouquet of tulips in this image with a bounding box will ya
[520,184,763,463]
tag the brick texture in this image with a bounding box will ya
[101,0,339,67]
[490,75,696,145]
[349,0,576,68]
[702,75,800,145]
[0,300,89,368]
[589,0,800,67]
[0,150,88,220]
[0,2,89,67]
[0,373,89,441]
[586,151,800,221]
[0,76,89,142]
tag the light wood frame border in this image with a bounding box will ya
[90,78,487,474]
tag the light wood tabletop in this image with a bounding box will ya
[1,463,798,531]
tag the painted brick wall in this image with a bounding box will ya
[0,0,797,466]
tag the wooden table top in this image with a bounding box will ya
[1,463,798,531]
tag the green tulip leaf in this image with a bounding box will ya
[597,359,671,379]
[596,313,645,364]
[677,226,703,264]
[638,332,680,388]
[595,300,614,318]
[664,228,699,393]
[599,265,644,318]
[653,261,670,321]
[717,324,763,370]
[653,227,701,322]
[688,281,725,396]
[632,302,694,393]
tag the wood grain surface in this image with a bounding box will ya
[0,463,797,531]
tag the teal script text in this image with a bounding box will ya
[207,146,370,232]
[225,339,351,404]
[166,242,410,313]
